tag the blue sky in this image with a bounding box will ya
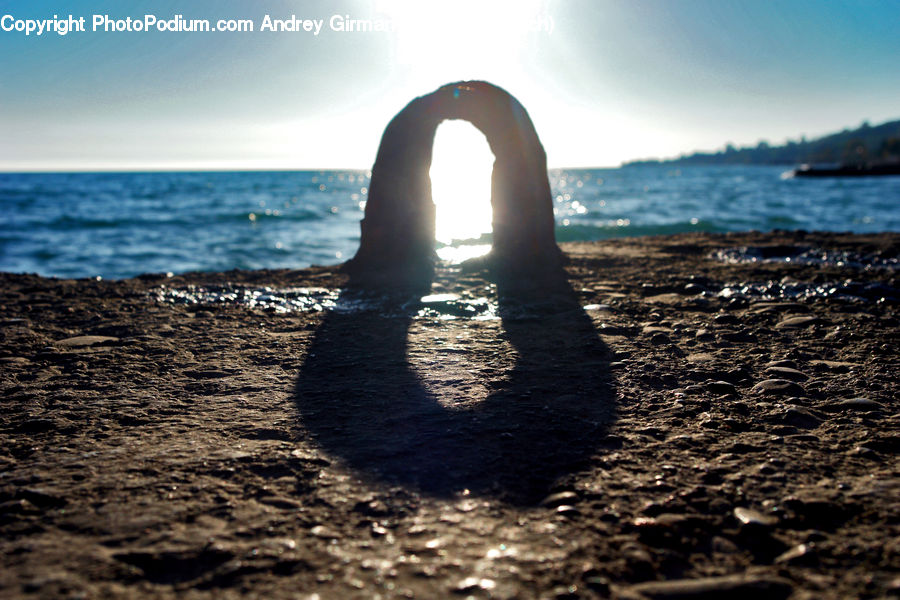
[1,0,898,170]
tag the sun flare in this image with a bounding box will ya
[377,0,544,74]
[429,121,494,259]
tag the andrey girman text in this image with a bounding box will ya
[0,13,399,36]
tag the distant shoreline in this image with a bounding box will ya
[624,116,900,168]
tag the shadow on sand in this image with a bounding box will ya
[293,269,616,505]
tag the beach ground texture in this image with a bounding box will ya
[1,231,898,599]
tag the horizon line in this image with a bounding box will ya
[0,164,626,175]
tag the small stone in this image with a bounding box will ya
[641,324,672,335]
[711,536,739,553]
[56,335,119,347]
[752,379,805,396]
[650,332,671,345]
[823,398,884,412]
[775,543,817,565]
[786,433,820,443]
[0,356,31,365]
[851,445,880,459]
[782,496,851,526]
[583,303,611,311]
[623,543,654,570]
[782,407,822,429]
[645,293,686,305]
[629,574,793,599]
[860,436,900,454]
[885,576,900,596]
[454,577,496,594]
[687,352,715,363]
[775,316,825,329]
[805,530,828,543]
[540,491,579,508]
[310,525,339,539]
[0,499,40,515]
[555,505,581,517]
[749,302,809,314]
[599,510,621,523]
[584,575,611,594]
[18,488,67,509]
[728,442,763,454]
[706,380,737,395]
[810,360,858,372]
[223,451,252,461]
[734,507,777,528]
[695,329,716,341]
[259,496,302,510]
[721,329,758,343]
[764,366,808,381]
[683,283,707,295]
[765,359,798,369]
[551,584,580,599]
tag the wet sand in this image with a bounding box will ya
[1,231,898,599]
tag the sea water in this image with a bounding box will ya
[1,166,898,279]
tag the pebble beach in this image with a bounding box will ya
[1,231,898,599]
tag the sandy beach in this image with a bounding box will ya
[1,231,898,599]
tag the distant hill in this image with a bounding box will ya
[624,118,900,167]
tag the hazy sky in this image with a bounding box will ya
[1,0,898,170]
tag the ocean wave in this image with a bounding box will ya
[3,166,898,279]
[34,208,327,231]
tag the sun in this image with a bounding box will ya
[377,0,544,74]
[429,120,495,260]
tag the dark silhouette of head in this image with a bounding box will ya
[344,81,562,283]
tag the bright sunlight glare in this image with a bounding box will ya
[430,121,494,260]
[377,0,543,72]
